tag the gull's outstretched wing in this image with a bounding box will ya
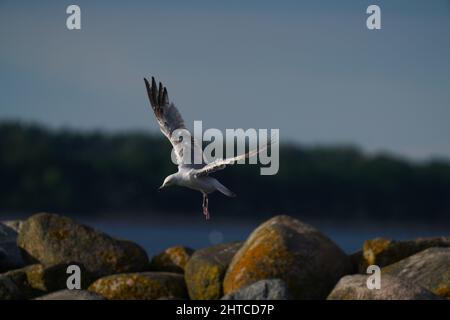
[192,139,274,177]
[144,76,203,167]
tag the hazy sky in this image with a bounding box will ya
[1,0,450,160]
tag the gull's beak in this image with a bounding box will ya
[158,185,164,191]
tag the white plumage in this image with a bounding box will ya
[144,76,268,219]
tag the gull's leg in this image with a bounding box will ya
[202,193,210,220]
[205,195,210,220]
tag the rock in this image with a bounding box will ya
[382,247,450,298]
[3,262,93,298]
[17,213,149,277]
[2,220,24,233]
[0,223,17,240]
[35,289,104,300]
[88,272,187,300]
[0,275,21,300]
[0,222,26,272]
[362,236,450,269]
[221,279,292,300]
[185,242,242,300]
[223,215,352,299]
[0,243,26,273]
[150,246,194,273]
[327,274,440,300]
[349,250,365,274]
[3,266,39,298]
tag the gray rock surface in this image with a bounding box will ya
[0,222,26,272]
[382,247,450,298]
[35,289,105,300]
[327,274,440,300]
[221,279,292,300]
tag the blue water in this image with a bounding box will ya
[3,213,447,257]
[80,216,449,257]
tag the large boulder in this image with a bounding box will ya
[221,279,292,300]
[88,272,187,300]
[0,221,26,272]
[185,242,242,300]
[35,289,104,300]
[223,215,352,299]
[362,237,450,269]
[327,274,440,300]
[0,275,22,300]
[150,246,194,273]
[17,213,149,277]
[382,247,450,298]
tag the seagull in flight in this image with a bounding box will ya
[144,76,270,220]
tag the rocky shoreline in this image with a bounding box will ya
[0,213,449,300]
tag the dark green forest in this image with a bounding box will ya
[1,121,449,222]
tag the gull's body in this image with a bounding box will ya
[166,170,233,196]
[144,76,265,219]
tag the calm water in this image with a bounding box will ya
[78,216,449,256]
[3,213,448,257]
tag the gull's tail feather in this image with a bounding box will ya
[214,180,236,197]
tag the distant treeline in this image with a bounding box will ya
[1,121,450,222]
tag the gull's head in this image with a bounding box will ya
[159,174,177,191]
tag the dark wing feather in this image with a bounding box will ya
[144,76,203,167]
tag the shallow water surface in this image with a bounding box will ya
[81,216,449,256]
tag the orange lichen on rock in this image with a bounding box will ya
[184,242,241,300]
[363,238,392,267]
[362,236,450,269]
[88,272,187,300]
[150,246,194,273]
[223,215,352,300]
